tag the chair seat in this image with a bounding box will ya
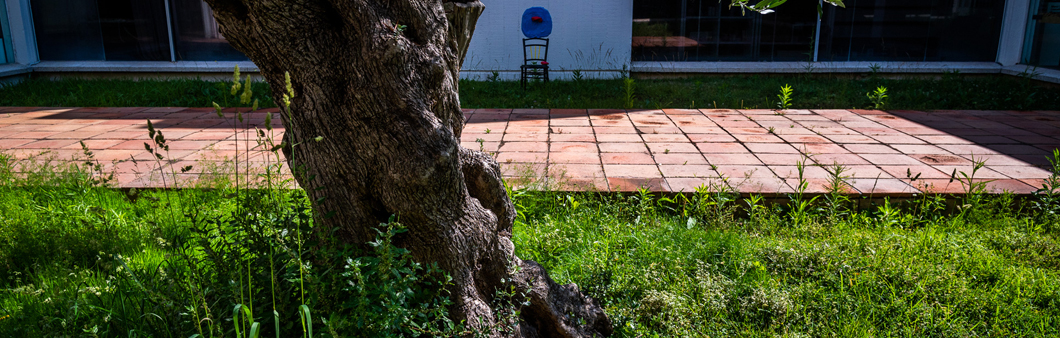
[521,64,548,69]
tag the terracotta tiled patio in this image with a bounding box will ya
[1,106,1058,195]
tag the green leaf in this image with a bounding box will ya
[299,305,313,338]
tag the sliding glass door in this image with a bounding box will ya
[31,0,247,61]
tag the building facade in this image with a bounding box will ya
[0,0,1057,81]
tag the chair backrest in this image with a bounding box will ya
[523,38,548,65]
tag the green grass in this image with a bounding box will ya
[2,74,1058,110]
[1,148,1059,337]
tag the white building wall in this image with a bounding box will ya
[461,0,632,80]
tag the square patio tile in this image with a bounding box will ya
[779,134,831,143]
[594,126,639,134]
[785,178,839,193]
[499,142,547,152]
[912,154,972,166]
[549,164,605,178]
[641,134,690,142]
[769,165,830,179]
[756,153,809,166]
[60,139,124,150]
[549,119,592,127]
[715,165,776,179]
[550,126,593,134]
[555,178,609,192]
[811,153,871,165]
[843,144,898,154]
[0,139,33,148]
[824,134,879,143]
[501,163,546,177]
[745,143,800,154]
[598,142,649,153]
[696,142,747,153]
[733,134,784,143]
[849,178,914,194]
[601,152,655,165]
[607,177,670,192]
[646,142,699,154]
[871,134,927,144]
[505,127,548,134]
[14,139,81,149]
[461,141,499,152]
[461,133,503,142]
[680,127,728,134]
[653,153,708,165]
[794,143,849,154]
[595,134,642,142]
[891,144,950,154]
[705,153,764,165]
[495,152,547,164]
[604,164,662,178]
[989,166,1054,179]
[10,131,60,139]
[914,135,974,144]
[983,179,1036,194]
[667,177,728,193]
[548,152,601,164]
[879,165,951,180]
[550,142,597,153]
[687,134,736,143]
[659,164,720,178]
[731,177,793,194]
[858,154,927,166]
[549,134,596,142]
[930,166,1007,179]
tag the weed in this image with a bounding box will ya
[1031,149,1060,225]
[571,70,584,82]
[787,158,819,225]
[866,85,889,110]
[623,77,636,109]
[868,63,882,77]
[821,163,852,222]
[776,84,794,110]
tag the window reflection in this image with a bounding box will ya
[171,0,247,61]
[31,0,247,61]
[633,0,1005,62]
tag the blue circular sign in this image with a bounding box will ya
[521,7,552,38]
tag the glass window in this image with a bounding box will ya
[31,0,106,60]
[0,0,12,64]
[633,0,820,62]
[31,0,247,61]
[171,0,248,61]
[818,0,1005,61]
[1024,0,1060,69]
[633,0,1005,62]
[97,0,172,61]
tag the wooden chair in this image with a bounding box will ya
[520,38,549,89]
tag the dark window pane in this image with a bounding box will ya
[819,0,1004,61]
[633,0,818,62]
[97,0,171,61]
[1,1,12,63]
[171,0,248,61]
[1025,1,1060,69]
[31,0,106,61]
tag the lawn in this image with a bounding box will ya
[1,74,1058,110]
[1,148,1058,337]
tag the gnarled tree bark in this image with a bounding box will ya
[202,0,611,336]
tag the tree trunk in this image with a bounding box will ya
[203,0,611,336]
